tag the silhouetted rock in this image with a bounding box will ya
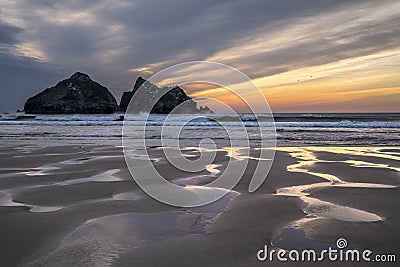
[119,77,147,112]
[120,77,212,114]
[24,72,118,114]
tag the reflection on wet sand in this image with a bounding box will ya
[272,147,399,251]
[31,189,239,266]
[0,167,129,213]
[1,145,399,265]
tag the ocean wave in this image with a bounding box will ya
[0,120,123,126]
[35,115,124,121]
[0,119,399,128]
[273,113,400,122]
[274,120,400,128]
[0,114,36,120]
[1,113,399,128]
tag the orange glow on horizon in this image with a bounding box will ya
[183,49,400,113]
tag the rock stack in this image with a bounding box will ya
[24,72,119,114]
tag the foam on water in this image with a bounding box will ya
[1,113,399,128]
[0,113,399,146]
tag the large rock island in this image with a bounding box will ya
[120,77,212,114]
[24,72,212,114]
[24,72,119,114]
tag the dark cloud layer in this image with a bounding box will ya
[0,0,399,112]
[0,53,65,112]
[0,24,22,46]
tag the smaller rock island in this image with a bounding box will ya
[120,77,212,114]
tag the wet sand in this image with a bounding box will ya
[0,145,399,266]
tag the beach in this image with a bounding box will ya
[0,142,399,266]
[2,0,400,265]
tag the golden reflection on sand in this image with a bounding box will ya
[274,147,399,223]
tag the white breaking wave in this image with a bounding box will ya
[0,113,399,128]
[35,115,124,121]
[274,120,400,128]
[0,119,399,128]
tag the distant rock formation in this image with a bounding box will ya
[24,72,119,114]
[119,77,146,112]
[24,72,212,114]
[120,77,212,114]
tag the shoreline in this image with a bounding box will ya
[0,144,399,266]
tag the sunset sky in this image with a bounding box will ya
[1,0,399,113]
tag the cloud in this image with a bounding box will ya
[0,52,65,112]
[0,24,22,47]
[0,20,65,111]
[0,0,399,112]
[208,1,400,79]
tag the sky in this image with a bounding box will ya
[0,0,399,113]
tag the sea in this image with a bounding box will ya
[0,113,399,147]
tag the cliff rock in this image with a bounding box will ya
[120,77,212,114]
[24,72,118,114]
